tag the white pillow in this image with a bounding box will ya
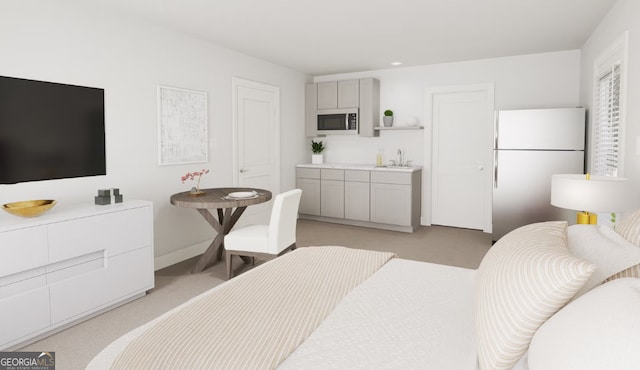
[475,221,595,370]
[567,224,640,297]
[528,278,640,370]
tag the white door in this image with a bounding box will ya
[232,78,280,225]
[425,84,494,231]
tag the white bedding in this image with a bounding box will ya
[90,256,480,369]
[89,247,394,369]
[278,259,478,370]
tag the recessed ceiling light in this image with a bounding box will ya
[390,61,403,66]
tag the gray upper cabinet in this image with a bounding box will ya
[337,80,359,108]
[358,78,380,137]
[305,83,318,137]
[306,78,380,137]
[317,81,338,109]
[317,80,359,109]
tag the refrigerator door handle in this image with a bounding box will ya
[494,151,498,188]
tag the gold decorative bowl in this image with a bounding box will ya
[2,200,57,218]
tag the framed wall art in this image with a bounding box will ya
[157,85,208,165]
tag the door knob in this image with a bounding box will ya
[478,165,484,170]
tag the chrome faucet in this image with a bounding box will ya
[397,149,404,167]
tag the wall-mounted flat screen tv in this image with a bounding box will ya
[0,76,106,184]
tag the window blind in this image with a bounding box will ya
[592,63,621,176]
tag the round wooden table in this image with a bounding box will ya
[170,188,272,272]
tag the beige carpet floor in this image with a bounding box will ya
[19,220,491,369]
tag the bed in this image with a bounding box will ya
[88,213,640,370]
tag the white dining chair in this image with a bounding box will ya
[224,189,302,279]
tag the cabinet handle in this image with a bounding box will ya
[240,169,247,173]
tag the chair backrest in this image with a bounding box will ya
[267,189,302,254]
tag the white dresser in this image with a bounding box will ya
[0,200,154,350]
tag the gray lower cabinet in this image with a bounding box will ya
[296,168,321,216]
[321,180,344,218]
[344,170,370,221]
[370,171,421,228]
[320,169,345,218]
[297,178,321,216]
[370,183,412,226]
[296,166,421,232]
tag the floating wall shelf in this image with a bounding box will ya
[374,126,424,131]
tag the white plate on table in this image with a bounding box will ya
[226,191,258,199]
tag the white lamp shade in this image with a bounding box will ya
[551,174,632,213]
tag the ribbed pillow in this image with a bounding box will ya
[475,221,595,370]
[605,263,640,282]
[610,210,640,283]
[615,208,640,246]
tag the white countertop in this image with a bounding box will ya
[296,163,422,173]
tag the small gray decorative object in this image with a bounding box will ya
[95,194,110,205]
[95,188,124,205]
[112,188,123,203]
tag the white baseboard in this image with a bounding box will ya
[420,216,431,226]
[154,240,209,271]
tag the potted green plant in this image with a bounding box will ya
[311,140,325,164]
[383,109,394,127]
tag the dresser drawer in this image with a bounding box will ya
[0,226,48,278]
[0,286,50,348]
[49,246,153,324]
[48,206,152,263]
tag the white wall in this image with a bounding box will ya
[580,0,640,206]
[0,2,308,268]
[313,51,581,166]
[312,51,581,225]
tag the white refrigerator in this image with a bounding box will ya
[492,108,585,241]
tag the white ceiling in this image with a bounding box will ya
[73,0,618,76]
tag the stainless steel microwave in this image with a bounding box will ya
[317,108,358,134]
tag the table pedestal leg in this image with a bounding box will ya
[192,206,248,273]
[192,233,224,273]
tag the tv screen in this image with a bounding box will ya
[0,76,106,184]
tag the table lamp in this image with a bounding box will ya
[551,174,631,224]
